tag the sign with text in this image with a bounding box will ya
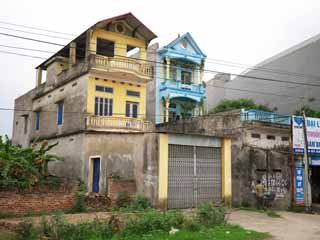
[294,163,304,204]
[292,116,320,154]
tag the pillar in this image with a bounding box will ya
[200,61,204,83]
[139,47,147,60]
[36,67,42,87]
[164,98,170,123]
[159,99,164,123]
[69,42,76,68]
[85,29,95,60]
[158,133,168,209]
[166,57,170,80]
[221,138,232,207]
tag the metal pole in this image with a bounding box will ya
[302,111,312,211]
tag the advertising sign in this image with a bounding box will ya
[292,116,320,155]
[292,116,304,154]
[294,162,304,204]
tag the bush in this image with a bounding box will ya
[116,191,131,208]
[183,218,202,232]
[71,179,87,213]
[121,195,152,211]
[197,202,226,226]
[123,210,185,236]
[16,220,38,240]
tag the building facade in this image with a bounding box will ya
[11,13,232,209]
[147,33,206,124]
[206,33,320,114]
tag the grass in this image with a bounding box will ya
[112,224,270,240]
[0,230,16,240]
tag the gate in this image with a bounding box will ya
[168,144,221,209]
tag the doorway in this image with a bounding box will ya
[90,157,101,193]
[311,166,320,204]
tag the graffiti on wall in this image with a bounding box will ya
[251,172,289,198]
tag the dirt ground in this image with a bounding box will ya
[229,210,320,240]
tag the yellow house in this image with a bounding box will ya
[35,12,157,132]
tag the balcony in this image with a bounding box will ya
[86,115,152,132]
[89,54,153,82]
[241,109,291,125]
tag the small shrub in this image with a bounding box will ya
[183,218,202,232]
[71,179,87,213]
[116,191,131,208]
[197,202,226,226]
[123,210,185,236]
[266,210,281,218]
[240,200,250,208]
[128,195,152,211]
[16,220,38,240]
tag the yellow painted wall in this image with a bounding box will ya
[221,138,232,206]
[158,133,168,209]
[89,29,147,59]
[87,76,146,119]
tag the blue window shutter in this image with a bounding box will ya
[57,103,64,125]
[35,112,40,130]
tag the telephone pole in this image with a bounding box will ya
[302,111,312,211]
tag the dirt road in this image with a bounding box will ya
[229,210,320,240]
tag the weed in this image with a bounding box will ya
[197,202,226,226]
[116,191,131,208]
[70,179,87,213]
[16,220,38,240]
[266,210,281,218]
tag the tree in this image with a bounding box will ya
[209,98,271,114]
[295,105,320,118]
[0,135,62,189]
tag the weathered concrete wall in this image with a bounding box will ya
[156,111,291,209]
[83,132,159,205]
[46,58,69,86]
[146,43,159,123]
[12,89,36,147]
[232,146,291,209]
[47,133,85,184]
[31,74,88,140]
[206,37,320,114]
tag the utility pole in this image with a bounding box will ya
[302,111,312,211]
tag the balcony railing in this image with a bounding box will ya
[86,115,151,132]
[90,54,153,79]
[241,109,291,125]
[160,79,204,94]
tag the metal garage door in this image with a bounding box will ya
[168,144,221,209]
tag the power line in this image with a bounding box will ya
[1,19,320,82]
[0,20,75,36]
[0,26,72,40]
[0,32,64,46]
[0,50,46,59]
[0,44,55,54]
[2,31,320,89]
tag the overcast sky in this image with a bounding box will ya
[1,0,320,137]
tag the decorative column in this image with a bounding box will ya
[200,61,204,83]
[222,138,232,207]
[165,57,170,80]
[164,97,170,123]
[85,29,95,62]
[69,42,76,69]
[36,67,42,87]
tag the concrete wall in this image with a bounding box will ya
[156,111,292,209]
[206,37,320,114]
[12,89,36,147]
[82,132,159,205]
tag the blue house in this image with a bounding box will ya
[152,33,206,123]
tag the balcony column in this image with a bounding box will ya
[164,97,170,123]
[165,57,170,80]
[85,29,95,62]
[69,42,76,69]
[200,61,204,83]
[36,67,42,87]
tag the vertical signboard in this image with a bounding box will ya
[306,117,320,155]
[292,116,304,154]
[294,162,304,204]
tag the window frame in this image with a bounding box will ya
[125,101,139,118]
[57,102,64,125]
[35,111,40,131]
[94,97,113,116]
[126,90,140,97]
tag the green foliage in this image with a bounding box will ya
[70,179,87,213]
[16,220,38,240]
[115,191,131,208]
[295,105,320,118]
[209,98,271,114]
[266,210,281,218]
[37,213,114,240]
[196,202,226,226]
[0,135,62,189]
[183,218,202,232]
[120,195,152,211]
[123,210,185,236]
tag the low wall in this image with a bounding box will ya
[0,187,74,214]
[107,177,136,202]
